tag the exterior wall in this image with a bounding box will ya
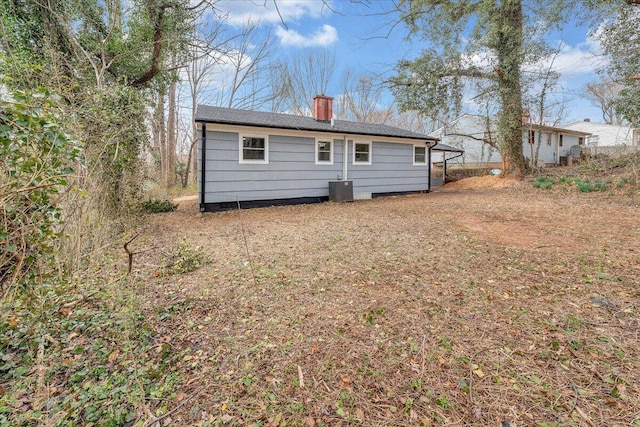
[347,140,430,198]
[558,134,583,157]
[429,115,501,167]
[202,130,343,204]
[523,130,558,165]
[563,121,636,147]
[199,127,430,208]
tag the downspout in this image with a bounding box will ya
[342,136,348,181]
[426,140,438,192]
[199,122,207,212]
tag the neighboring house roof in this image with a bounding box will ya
[526,123,590,137]
[562,121,636,146]
[196,105,439,142]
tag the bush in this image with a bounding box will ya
[575,178,594,193]
[142,198,178,213]
[532,176,554,190]
[164,239,207,275]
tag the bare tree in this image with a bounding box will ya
[179,21,226,188]
[582,79,626,125]
[337,70,393,123]
[176,19,275,187]
[214,22,276,110]
[270,49,336,115]
[524,45,567,169]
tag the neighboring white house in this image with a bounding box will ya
[562,120,640,153]
[429,114,591,169]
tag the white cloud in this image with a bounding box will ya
[539,30,606,77]
[217,0,329,27]
[276,24,338,47]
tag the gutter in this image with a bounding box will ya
[199,122,206,212]
[426,139,439,192]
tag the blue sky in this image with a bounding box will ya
[214,0,608,125]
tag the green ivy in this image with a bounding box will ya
[0,90,79,292]
[142,198,178,213]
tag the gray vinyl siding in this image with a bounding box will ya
[200,129,430,205]
[348,140,429,195]
[202,131,343,204]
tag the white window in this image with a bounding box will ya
[239,134,268,164]
[353,141,372,165]
[414,146,426,164]
[315,139,333,164]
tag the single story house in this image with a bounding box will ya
[429,114,591,169]
[562,120,640,155]
[195,95,461,212]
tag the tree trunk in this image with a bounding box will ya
[156,85,168,186]
[495,0,526,178]
[167,81,177,186]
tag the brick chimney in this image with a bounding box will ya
[313,94,333,122]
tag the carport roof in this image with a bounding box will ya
[431,142,464,152]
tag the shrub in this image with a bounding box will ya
[142,198,178,213]
[533,176,554,190]
[164,239,207,275]
[594,180,607,192]
[575,178,594,193]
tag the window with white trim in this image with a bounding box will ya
[315,139,333,164]
[240,134,268,163]
[353,141,372,164]
[414,146,426,164]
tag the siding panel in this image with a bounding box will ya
[202,130,429,205]
[203,130,344,204]
[348,141,429,195]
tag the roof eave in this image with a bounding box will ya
[195,118,438,142]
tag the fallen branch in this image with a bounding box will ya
[124,233,141,274]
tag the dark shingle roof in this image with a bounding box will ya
[196,105,439,142]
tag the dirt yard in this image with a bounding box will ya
[137,181,640,426]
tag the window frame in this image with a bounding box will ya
[315,138,334,165]
[413,145,427,165]
[239,133,269,164]
[353,141,372,165]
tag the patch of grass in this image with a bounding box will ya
[434,394,452,409]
